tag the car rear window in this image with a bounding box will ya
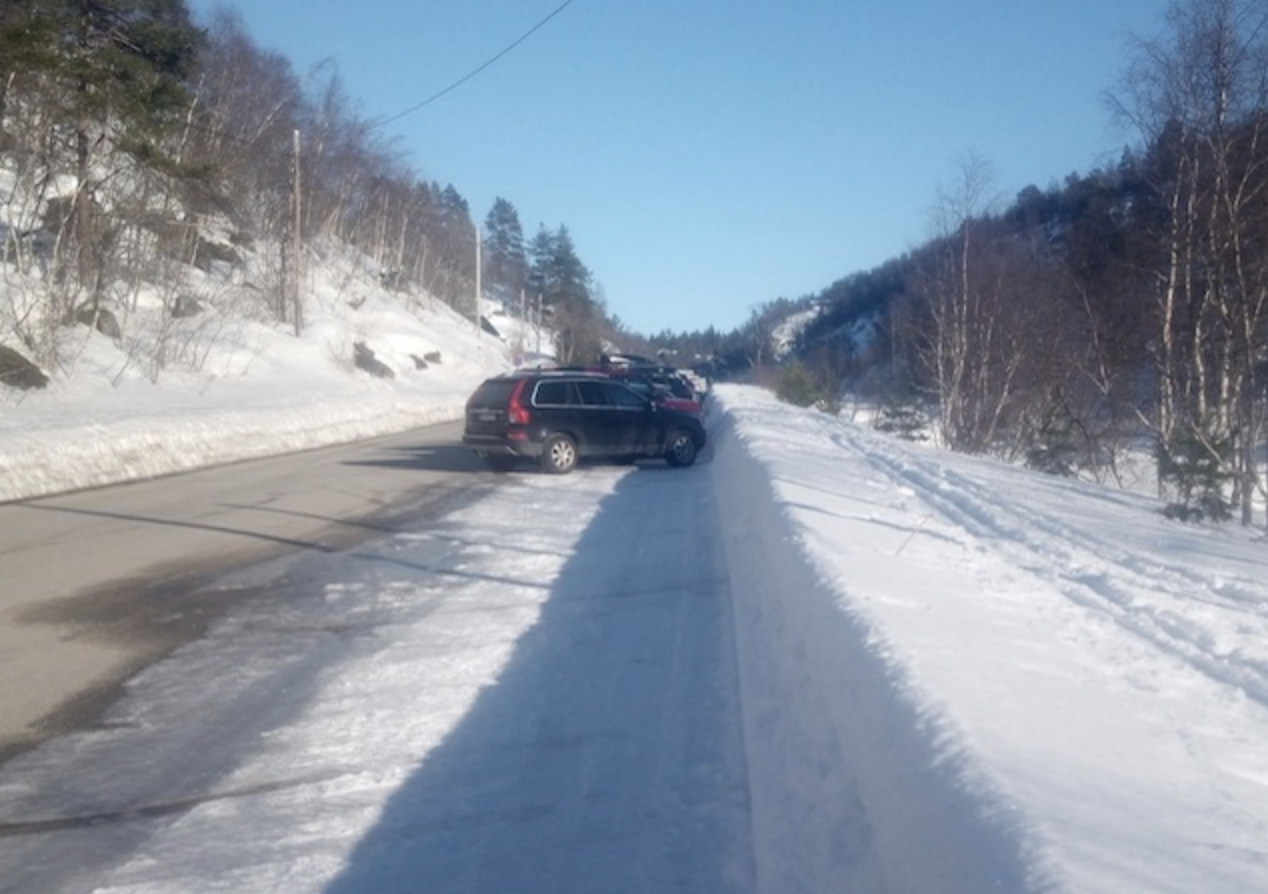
[469,378,520,409]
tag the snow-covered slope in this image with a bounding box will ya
[0,260,517,502]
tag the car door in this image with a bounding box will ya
[532,378,584,442]
[601,380,658,455]
[572,378,620,455]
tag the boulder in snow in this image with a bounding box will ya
[0,345,50,390]
[354,341,395,379]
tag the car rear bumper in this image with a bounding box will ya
[462,433,541,459]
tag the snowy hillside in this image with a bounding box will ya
[0,249,524,503]
[770,305,822,360]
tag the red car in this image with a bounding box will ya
[599,365,704,416]
[618,378,702,416]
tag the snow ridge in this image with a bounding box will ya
[709,397,1041,893]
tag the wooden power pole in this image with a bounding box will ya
[290,128,303,336]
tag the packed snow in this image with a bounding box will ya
[2,262,1268,892]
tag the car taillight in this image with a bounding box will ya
[507,379,531,425]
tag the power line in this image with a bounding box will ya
[372,0,579,128]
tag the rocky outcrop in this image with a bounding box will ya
[0,345,49,390]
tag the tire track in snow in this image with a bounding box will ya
[831,427,1268,710]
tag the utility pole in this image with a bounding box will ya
[474,224,482,337]
[279,129,303,336]
[290,128,303,336]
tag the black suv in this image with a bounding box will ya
[462,370,707,474]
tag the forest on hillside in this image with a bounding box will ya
[655,0,1268,527]
[0,0,613,372]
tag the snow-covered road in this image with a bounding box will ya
[1,385,1266,893]
[0,452,753,894]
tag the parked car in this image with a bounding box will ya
[463,370,707,474]
[617,376,702,416]
[600,364,704,413]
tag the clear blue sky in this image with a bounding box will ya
[187,0,1172,335]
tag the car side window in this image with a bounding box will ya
[534,380,572,406]
[574,380,610,407]
[623,380,652,399]
[605,382,647,409]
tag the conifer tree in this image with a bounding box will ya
[528,224,601,364]
[0,0,200,297]
[483,197,527,304]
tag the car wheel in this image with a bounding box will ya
[540,433,578,474]
[664,429,698,467]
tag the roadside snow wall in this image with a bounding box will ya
[707,390,1041,894]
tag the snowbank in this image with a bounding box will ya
[711,391,1037,892]
[0,292,511,503]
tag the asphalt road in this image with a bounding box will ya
[0,420,489,763]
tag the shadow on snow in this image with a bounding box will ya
[322,461,755,894]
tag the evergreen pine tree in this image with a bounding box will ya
[1157,425,1233,523]
[483,197,527,305]
[1,0,201,294]
[528,225,601,364]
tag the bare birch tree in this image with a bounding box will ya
[916,153,1032,453]
[1110,0,1268,523]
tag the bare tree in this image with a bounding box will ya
[1110,0,1268,523]
[913,153,1028,452]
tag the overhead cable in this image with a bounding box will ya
[373,0,580,127]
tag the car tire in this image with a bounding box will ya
[540,433,578,474]
[664,429,698,467]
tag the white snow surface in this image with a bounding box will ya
[2,272,1268,891]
